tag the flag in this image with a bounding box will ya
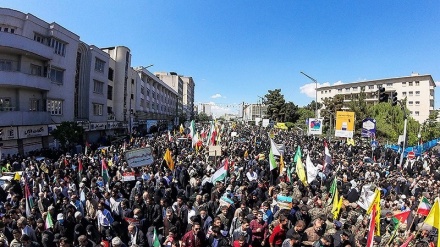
[393,210,410,224]
[163,148,175,171]
[367,188,381,236]
[347,138,355,146]
[101,159,109,185]
[279,155,285,176]
[13,172,20,181]
[417,196,432,216]
[306,154,318,184]
[25,182,34,216]
[269,139,280,171]
[329,177,337,199]
[168,131,172,142]
[357,184,376,210]
[331,188,339,215]
[210,159,228,184]
[295,154,307,186]
[324,141,332,170]
[332,195,343,219]
[78,157,83,182]
[152,227,161,247]
[293,146,301,163]
[45,212,54,229]
[244,150,249,159]
[424,198,440,247]
[85,141,90,155]
[366,204,378,247]
[206,122,215,146]
[179,124,184,134]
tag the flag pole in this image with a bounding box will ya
[386,221,399,246]
[406,197,424,236]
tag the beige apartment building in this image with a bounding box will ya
[316,73,435,123]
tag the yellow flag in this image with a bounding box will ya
[367,188,381,236]
[424,198,440,247]
[347,138,355,146]
[13,172,20,181]
[244,150,249,159]
[333,196,344,219]
[296,157,307,186]
[108,159,113,167]
[163,148,175,171]
[279,155,285,176]
[331,189,339,215]
[179,124,184,134]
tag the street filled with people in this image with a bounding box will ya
[0,122,439,247]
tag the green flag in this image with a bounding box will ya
[293,146,302,163]
[153,227,161,247]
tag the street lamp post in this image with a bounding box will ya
[300,72,318,118]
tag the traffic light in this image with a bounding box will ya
[391,92,398,106]
[379,87,388,103]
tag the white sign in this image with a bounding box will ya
[125,147,154,168]
[90,122,106,131]
[308,118,323,135]
[0,126,18,140]
[122,172,136,181]
[18,125,48,139]
[262,119,270,127]
[107,121,123,129]
[208,145,222,156]
[231,132,237,137]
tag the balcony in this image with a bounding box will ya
[0,111,51,126]
[0,70,51,91]
[0,32,53,60]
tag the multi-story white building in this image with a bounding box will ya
[317,73,435,123]
[155,72,184,119]
[134,67,178,133]
[198,103,212,117]
[181,76,195,120]
[0,8,80,155]
[242,103,268,122]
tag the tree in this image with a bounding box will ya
[284,101,300,122]
[321,95,344,113]
[304,100,323,112]
[421,111,440,142]
[347,89,371,134]
[294,107,315,133]
[51,121,84,149]
[263,89,286,122]
[196,112,212,122]
[178,112,187,125]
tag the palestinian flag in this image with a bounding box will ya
[210,158,228,184]
[153,227,161,247]
[393,210,410,224]
[102,159,110,184]
[45,212,54,229]
[417,197,432,216]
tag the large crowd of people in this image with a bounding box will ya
[0,122,438,247]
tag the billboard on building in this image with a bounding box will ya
[335,111,355,138]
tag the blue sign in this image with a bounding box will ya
[371,140,378,148]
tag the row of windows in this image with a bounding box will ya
[402,91,420,96]
[33,33,67,57]
[408,101,420,105]
[0,26,15,33]
[325,81,423,94]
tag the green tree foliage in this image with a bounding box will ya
[304,100,323,112]
[51,121,84,149]
[321,95,344,113]
[421,111,440,142]
[284,102,300,122]
[196,112,212,122]
[347,89,371,134]
[294,107,315,131]
[263,89,286,121]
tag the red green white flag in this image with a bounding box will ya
[417,197,432,216]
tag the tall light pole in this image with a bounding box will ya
[300,71,318,118]
[257,96,264,119]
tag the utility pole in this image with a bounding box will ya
[300,72,319,118]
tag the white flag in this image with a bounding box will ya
[357,184,376,210]
[306,154,318,184]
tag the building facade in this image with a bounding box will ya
[242,103,268,122]
[316,73,435,123]
[0,8,80,155]
[0,8,195,156]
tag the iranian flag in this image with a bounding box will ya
[417,197,432,216]
[324,141,332,171]
[366,204,378,247]
[78,157,83,182]
[210,158,228,184]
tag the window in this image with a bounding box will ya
[415,111,419,116]
[415,101,420,105]
[324,90,327,94]
[329,90,332,93]
[415,81,420,86]
[95,58,105,73]
[353,87,358,91]
[107,85,113,100]
[386,83,393,87]
[409,82,413,86]
[29,99,39,111]
[108,68,114,81]
[49,38,66,56]
[321,91,324,94]
[93,80,104,94]
[47,99,63,115]
[402,82,407,86]
[152,92,156,99]
[93,103,103,116]
[368,85,374,89]
[30,64,42,76]
[402,92,407,96]
[345,88,350,92]
[338,89,342,92]
[409,101,413,105]
[0,59,13,71]
[49,67,64,84]
[33,33,47,45]
[0,98,11,109]
[409,91,413,96]
[131,94,134,100]
[147,89,150,96]
[410,111,413,115]
[141,86,144,95]
[376,84,382,89]
[415,91,420,96]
